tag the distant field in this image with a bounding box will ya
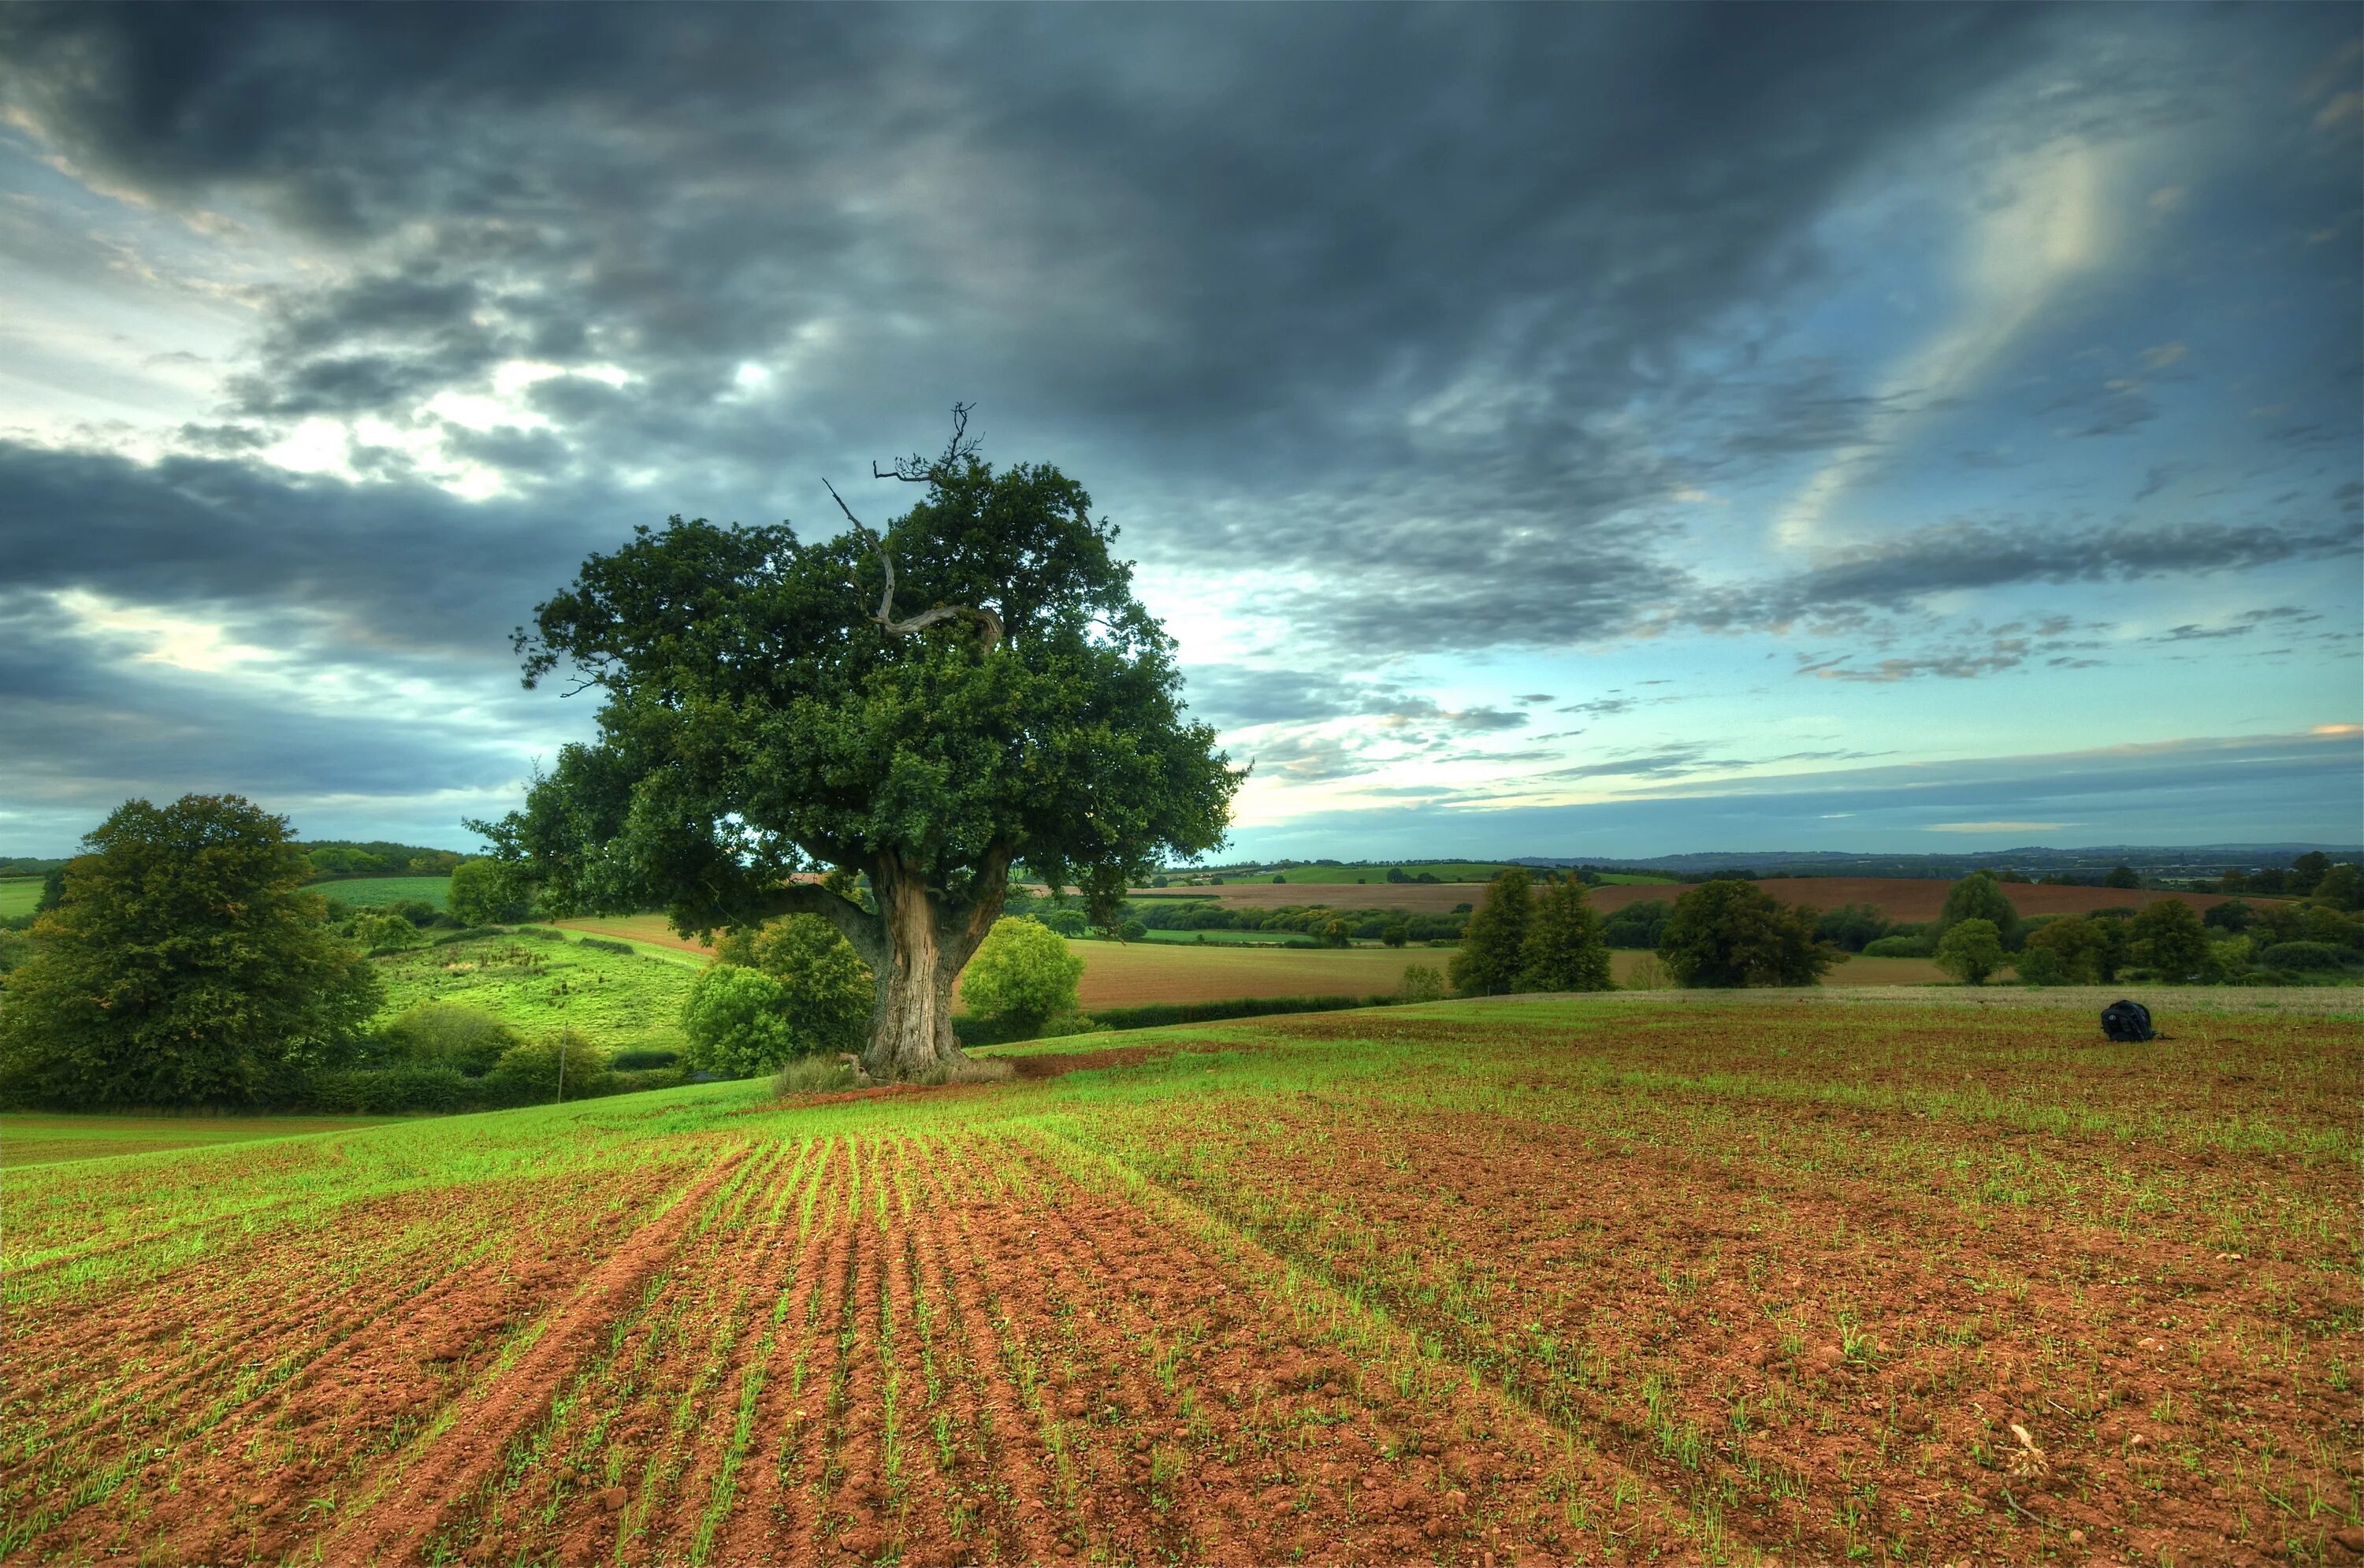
[0,1113,408,1169]
[1173,864,1683,887]
[560,913,1954,1004]
[1144,874,2262,922]
[371,928,701,1054]
[0,877,43,919]
[307,875,453,910]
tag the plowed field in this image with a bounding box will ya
[8,991,2356,1566]
[1132,876,2260,920]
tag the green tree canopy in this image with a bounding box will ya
[1449,869,1533,997]
[1935,917,2005,985]
[2131,899,2213,981]
[682,965,796,1077]
[473,416,1236,1079]
[1658,879,1837,989]
[744,914,874,1061]
[1937,871,2021,946]
[0,795,381,1108]
[2018,916,2106,985]
[1520,873,1612,992]
[959,916,1085,1035]
[448,857,530,926]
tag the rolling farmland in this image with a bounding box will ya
[1135,875,2260,921]
[6,991,2355,1566]
[551,916,1951,1006]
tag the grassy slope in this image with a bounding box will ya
[6,991,2354,1564]
[369,929,702,1053]
[0,1113,410,1169]
[0,878,42,919]
[307,875,455,910]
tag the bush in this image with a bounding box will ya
[608,1046,682,1071]
[1622,953,1674,990]
[2131,900,2213,982]
[1860,935,1927,959]
[376,1002,522,1076]
[353,910,426,953]
[577,936,637,956]
[310,1063,478,1114]
[682,964,795,1076]
[481,1031,608,1106]
[774,1057,860,1095]
[746,916,873,1060]
[1659,880,1837,988]
[1935,918,2005,985]
[2258,941,2351,972]
[960,917,1084,1035]
[1400,964,1448,1002]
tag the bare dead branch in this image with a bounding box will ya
[825,474,1002,652]
[872,402,979,483]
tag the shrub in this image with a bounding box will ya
[377,1002,522,1076]
[1860,935,1927,959]
[1935,918,2005,985]
[1659,880,1837,988]
[1399,964,1448,1002]
[608,1046,682,1071]
[577,936,636,956]
[2131,900,2213,982]
[354,910,426,953]
[960,917,1084,1036]
[1381,922,1409,949]
[481,1031,608,1106]
[310,1063,478,1114]
[682,964,795,1076]
[2258,941,2350,972]
[748,916,873,1060]
[774,1056,860,1095]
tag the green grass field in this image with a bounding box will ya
[0,878,43,919]
[369,928,703,1055]
[6,990,2353,1564]
[308,875,454,910]
[0,1112,409,1169]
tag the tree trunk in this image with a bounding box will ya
[860,852,1008,1080]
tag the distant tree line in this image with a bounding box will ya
[299,840,467,879]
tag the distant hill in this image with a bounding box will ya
[1511,845,2360,882]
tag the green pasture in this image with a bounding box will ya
[0,878,43,919]
[368,927,702,1055]
[0,1112,410,1169]
[308,875,454,910]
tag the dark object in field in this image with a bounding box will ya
[2100,999,2154,1042]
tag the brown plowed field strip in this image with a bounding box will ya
[6,992,2354,1565]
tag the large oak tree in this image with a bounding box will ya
[476,415,1238,1079]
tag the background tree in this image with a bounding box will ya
[1450,868,1533,996]
[2102,865,2142,890]
[1935,917,2005,985]
[2310,861,2362,912]
[473,414,1236,1080]
[1936,871,2021,948]
[1399,964,1448,1001]
[2131,899,2213,981]
[960,916,1085,1038]
[449,857,530,925]
[1381,920,1409,949]
[1813,902,1892,953]
[2017,916,2105,985]
[1658,879,1837,988]
[1520,873,1612,991]
[0,795,381,1108]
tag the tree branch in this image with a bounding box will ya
[872,401,977,483]
[824,476,1003,652]
[748,882,889,970]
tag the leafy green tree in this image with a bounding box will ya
[1380,920,1409,949]
[749,914,875,1061]
[449,856,531,925]
[1935,917,2005,985]
[2288,850,2332,894]
[482,1030,609,1105]
[2102,865,2142,890]
[2310,862,2362,912]
[1936,871,2021,947]
[2131,899,2213,981]
[2017,916,2105,985]
[472,415,1236,1080]
[1519,874,1611,991]
[353,910,426,953]
[682,964,795,1076]
[1449,869,1533,997]
[1658,880,1837,988]
[960,916,1085,1037]
[0,795,381,1108]
[2202,898,2256,934]
[35,867,65,912]
[376,1002,519,1076]
[1814,903,1891,953]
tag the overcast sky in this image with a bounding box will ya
[2,3,2358,860]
